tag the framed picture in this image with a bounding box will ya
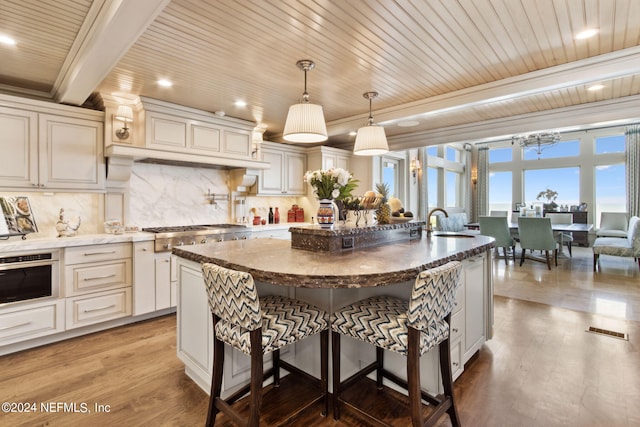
[0,196,38,237]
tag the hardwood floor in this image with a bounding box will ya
[1,247,638,426]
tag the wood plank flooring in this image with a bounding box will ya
[1,247,638,426]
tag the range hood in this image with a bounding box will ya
[105,144,271,170]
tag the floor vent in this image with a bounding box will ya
[586,326,629,340]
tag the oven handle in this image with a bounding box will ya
[0,321,31,331]
[0,260,57,271]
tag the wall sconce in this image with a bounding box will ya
[114,105,133,140]
[410,158,421,184]
[471,168,478,186]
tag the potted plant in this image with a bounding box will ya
[536,188,559,211]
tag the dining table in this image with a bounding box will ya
[465,221,593,255]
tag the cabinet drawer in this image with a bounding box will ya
[450,338,464,381]
[450,309,464,343]
[66,288,131,329]
[0,300,64,345]
[65,243,131,265]
[452,281,465,314]
[65,259,132,296]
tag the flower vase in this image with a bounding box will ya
[317,199,337,228]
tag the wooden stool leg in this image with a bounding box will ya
[273,349,280,387]
[376,347,384,389]
[320,329,329,416]
[331,331,341,420]
[439,337,461,427]
[407,327,423,427]
[207,316,224,427]
[248,329,263,427]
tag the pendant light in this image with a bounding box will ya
[283,60,328,143]
[353,91,389,156]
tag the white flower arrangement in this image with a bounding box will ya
[304,168,358,200]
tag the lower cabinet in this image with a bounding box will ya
[64,243,132,329]
[0,299,65,346]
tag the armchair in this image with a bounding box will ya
[596,212,628,238]
[593,216,640,271]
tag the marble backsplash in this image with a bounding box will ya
[1,163,304,239]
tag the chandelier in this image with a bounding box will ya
[511,132,560,158]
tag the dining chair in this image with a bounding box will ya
[331,261,462,427]
[201,263,329,427]
[546,212,574,256]
[489,210,509,218]
[479,216,516,263]
[517,217,558,270]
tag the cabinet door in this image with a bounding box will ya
[155,254,172,310]
[190,121,221,153]
[284,152,306,195]
[39,114,105,190]
[0,107,38,188]
[259,149,285,194]
[463,256,486,360]
[336,155,350,171]
[133,241,156,316]
[146,111,187,150]
[222,129,251,158]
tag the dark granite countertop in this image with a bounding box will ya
[173,232,495,288]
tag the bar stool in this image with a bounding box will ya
[201,263,329,427]
[331,261,462,427]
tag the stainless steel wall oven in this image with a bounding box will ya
[0,250,60,305]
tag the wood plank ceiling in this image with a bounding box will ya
[1,0,639,149]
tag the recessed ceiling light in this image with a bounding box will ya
[349,131,357,137]
[234,100,247,107]
[588,84,604,91]
[0,35,16,45]
[575,29,599,40]
[157,79,172,87]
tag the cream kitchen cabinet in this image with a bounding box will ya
[144,106,252,160]
[0,106,104,190]
[257,142,306,196]
[64,243,132,329]
[307,146,352,171]
[132,241,156,315]
[0,299,65,347]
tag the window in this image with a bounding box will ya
[446,147,459,162]
[446,171,461,208]
[489,147,512,163]
[426,146,438,156]
[382,159,398,197]
[524,167,579,207]
[489,171,512,213]
[522,139,580,161]
[595,163,625,228]
[427,167,438,208]
[595,135,625,154]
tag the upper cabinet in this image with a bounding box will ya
[257,142,306,196]
[306,146,352,172]
[0,97,105,191]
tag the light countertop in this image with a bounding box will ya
[0,232,155,252]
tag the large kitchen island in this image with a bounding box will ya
[173,225,495,398]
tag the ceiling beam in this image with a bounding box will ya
[326,46,640,138]
[53,0,171,106]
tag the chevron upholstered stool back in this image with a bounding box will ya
[201,262,330,426]
[331,260,462,426]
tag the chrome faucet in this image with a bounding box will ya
[426,208,448,235]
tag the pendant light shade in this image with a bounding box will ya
[283,60,328,143]
[353,91,389,156]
